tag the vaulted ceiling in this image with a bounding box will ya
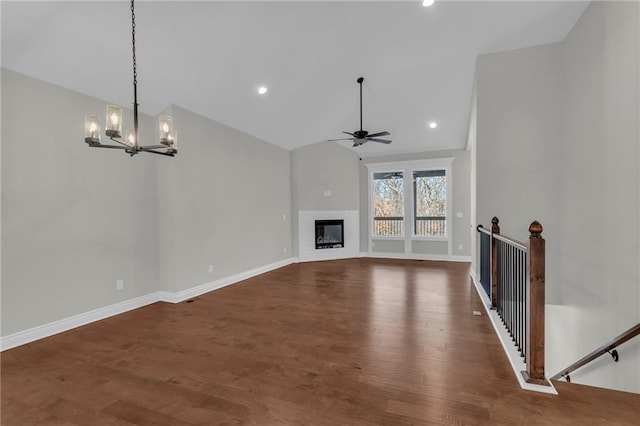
[2,1,588,156]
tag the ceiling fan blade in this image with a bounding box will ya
[367,131,390,138]
[367,138,392,144]
[328,138,355,142]
[342,131,355,136]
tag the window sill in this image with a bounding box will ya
[371,236,450,242]
[412,236,449,242]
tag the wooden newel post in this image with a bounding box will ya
[524,220,549,385]
[490,217,500,309]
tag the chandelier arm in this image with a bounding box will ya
[88,144,131,151]
[139,144,169,150]
[138,147,176,157]
[109,137,134,148]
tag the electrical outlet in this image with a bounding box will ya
[116,279,123,290]
[283,247,287,254]
[282,213,287,221]
[458,244,463,251]
[208,265,214,274]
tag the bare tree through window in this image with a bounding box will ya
[413,170,446,236]
[373,172,404,236]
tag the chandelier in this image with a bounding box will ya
[84,0,177,157]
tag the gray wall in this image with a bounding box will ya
[1,69,159,335]
[359,149,471,258]
[1,70,292,335]
[290,141,360,257]
[476,42,564,303]
[475,1,639,393]
[156,105,292,292]
[557,0,639,393]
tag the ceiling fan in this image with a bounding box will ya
[329,77,392,147]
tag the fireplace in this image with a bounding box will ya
[315,219,344,249]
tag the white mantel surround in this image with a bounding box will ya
[298,211,359,262]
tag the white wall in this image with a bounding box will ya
[475,1,639,393]
[557,0,639,393]
[476,41,564,303]
[290,141,360,257]
[467,82,477,277]
[1,69,293,337]
[1,69,159,335]
[156,105,292,292]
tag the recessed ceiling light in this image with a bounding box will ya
[428,121,438,129]
[422,0,435,7]
[257,86,268,95]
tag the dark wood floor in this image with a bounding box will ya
[2,258,638,425]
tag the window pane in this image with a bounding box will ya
[413,170,446,236]
[373,171,404,236]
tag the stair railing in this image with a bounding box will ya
[477,217,549,386]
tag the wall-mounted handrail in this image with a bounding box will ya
[550,323,640,382]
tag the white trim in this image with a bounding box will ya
[1,257,298,351]
[411,236,449,242]
[0,292,160,351]
[298,211,359,262]
[366,158,454,257]
[469,272,557,395]
[365,158,454,172]
[360,251,471,263]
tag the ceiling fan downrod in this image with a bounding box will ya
[358,77,364,132]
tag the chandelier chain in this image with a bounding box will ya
[131,0,137,87]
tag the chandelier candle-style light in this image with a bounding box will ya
[84,0,177,157]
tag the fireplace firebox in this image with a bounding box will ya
[315,219,344,249]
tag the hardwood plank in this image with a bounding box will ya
[2,259,638,425]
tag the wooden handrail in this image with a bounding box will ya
[551,323,640,381]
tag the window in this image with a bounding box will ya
[373,171,404,236]
[367,158,452,242]
[413,170,446,237]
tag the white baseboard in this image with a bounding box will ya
[470,269,491,306]
[158,257,297,303]
[469,271,557,395]
[360,251,471,262]
[1,257,298,351]
[470,267,479,286]
[0,292,160,352]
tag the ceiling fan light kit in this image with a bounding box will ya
[84,0,177,157]
[329,76,392,147]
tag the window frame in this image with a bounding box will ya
[371,169,406,238]
[366,158,453,251]
[411,168,448,241]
